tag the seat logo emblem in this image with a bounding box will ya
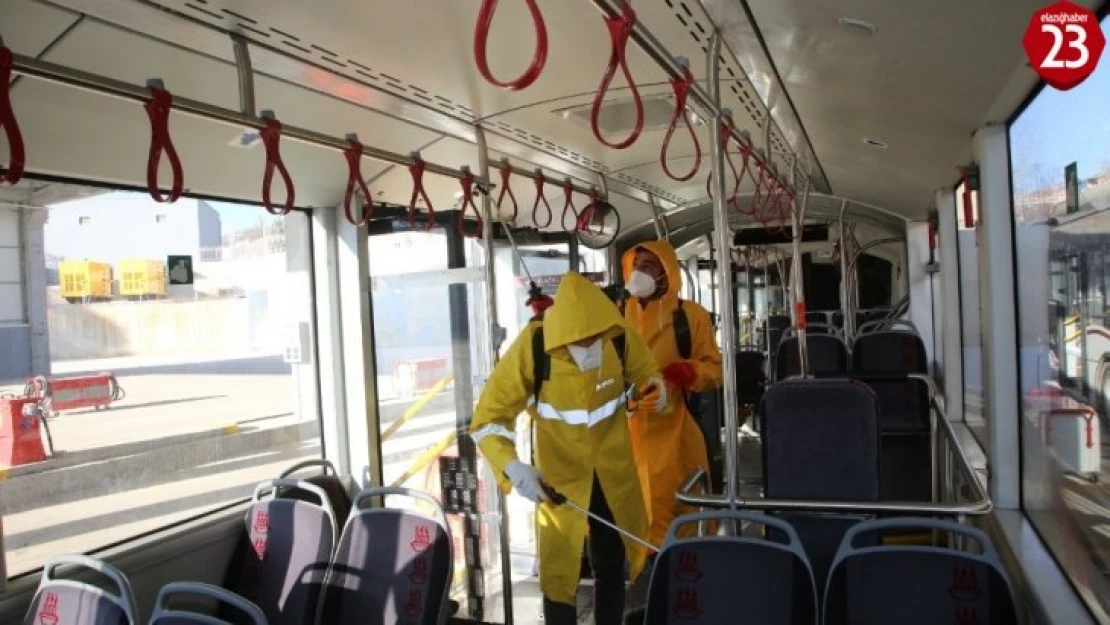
[948,565,982,602]
[37,592,60,625]
[673,549,704,583]
[672,587,703,620]
[411,524,432,552]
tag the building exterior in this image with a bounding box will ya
[45,193,222,265]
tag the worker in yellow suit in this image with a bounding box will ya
[469,272,666,625]
[622,239,723,549]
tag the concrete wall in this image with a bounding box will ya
[48,298,257,359]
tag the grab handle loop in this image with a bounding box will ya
[560,178,579,233]
[342,134,374,226]
[497,159,519,224]
[458,166,483,238]
[143,79,183,203]
[407,152,435,232]
[259,111,294,216]
[532,170,553,229]
[577,188,602,234]
[474,0,548,90]
[0,46,23,186]
[705,114,738,203]
[591,0,643,149]
[659,57,701,182]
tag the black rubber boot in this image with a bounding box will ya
[542,597,578,625]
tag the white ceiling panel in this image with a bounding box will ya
[0,0,81,59]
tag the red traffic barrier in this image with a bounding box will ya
[0,396,47,467]
[24,373,123,415]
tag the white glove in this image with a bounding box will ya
[640,374,668,413]
[504,460,548,503]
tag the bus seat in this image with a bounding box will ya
[223,479,337,625]
[764,315,792,358]
[735,349,766,405]
[774,335,850,380]
[760,378,881,584]
[149,582,265,625]
[642,511,818,625]
[823,518,1017,625]
[318,486,453,625]
[23,555,137,625]
[278,459,354,528]
[851,331,927,374]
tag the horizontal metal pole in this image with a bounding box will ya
[497,158,600,198]
[677,373,992,517]
[11,53,484,184]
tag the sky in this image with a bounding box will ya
[1010,15,1110,194]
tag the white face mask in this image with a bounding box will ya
[567,339,604,372]
[626,269,660,299]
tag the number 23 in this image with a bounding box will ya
[1041,23,1090,69]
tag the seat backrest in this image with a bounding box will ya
[24,555,136,625]
[644,511,817,625]
[824,518,1017,625]
[852,331,927,373]
[223,479,336,625]
[775,335,849,380]
[319,486,453,625]
[278,459,354,528]
[734,349,766,404]
[765,315,792,353]
[148,582,265,625]
[760,378,880,501]
[856,318,919,336]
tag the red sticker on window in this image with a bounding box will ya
[1023,0,1105,91]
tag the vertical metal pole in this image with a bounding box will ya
[475,127,514,625]
[707,235,718,318]
[708,32,739,509]
[838,199,851,339]
[792,180,812,375]
[446,217,486,621]
[746,254,755,344]
[648,193,665,239]
[231,34,256,117]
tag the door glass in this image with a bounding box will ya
[369,227,506,622]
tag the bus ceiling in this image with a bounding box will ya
[0,0,1046,235]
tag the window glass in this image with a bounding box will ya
[956,182,986,439]
[3,190,320,578]
[1010,16,1110,617]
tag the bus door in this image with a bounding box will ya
[367,214,509,622]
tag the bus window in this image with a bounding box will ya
[4,190,321,578]
[1010,14,1110,617]
[955,180,986,439]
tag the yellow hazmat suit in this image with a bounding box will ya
[622,239,723,546]
[469,272,660,605]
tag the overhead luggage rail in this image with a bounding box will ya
[7,53,487,187]
[677,374,992,517]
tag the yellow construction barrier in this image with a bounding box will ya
[390,429,459,488]
[380,374,454,442]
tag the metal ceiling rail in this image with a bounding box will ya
[499,158,598,198]
[9,52,487,185]
[586,0,796,189]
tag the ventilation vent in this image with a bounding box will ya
[555,94,678,136]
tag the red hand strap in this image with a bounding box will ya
[660,60,701,182]
[532,172,553,229]
[560,179,579,233]
[497,160,519,224]
[143,84,184,203]
[591,0,643,149]
[458,170,483,237]
[0,47,26,186]
[408,156,435,231]
[474,0,548,91]
[343,136,374,225]
[260,116,294,216]
[705,120,739,202]
[576,189,603,234]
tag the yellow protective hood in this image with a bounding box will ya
[621,238,682,304]
[543,272,625,351]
